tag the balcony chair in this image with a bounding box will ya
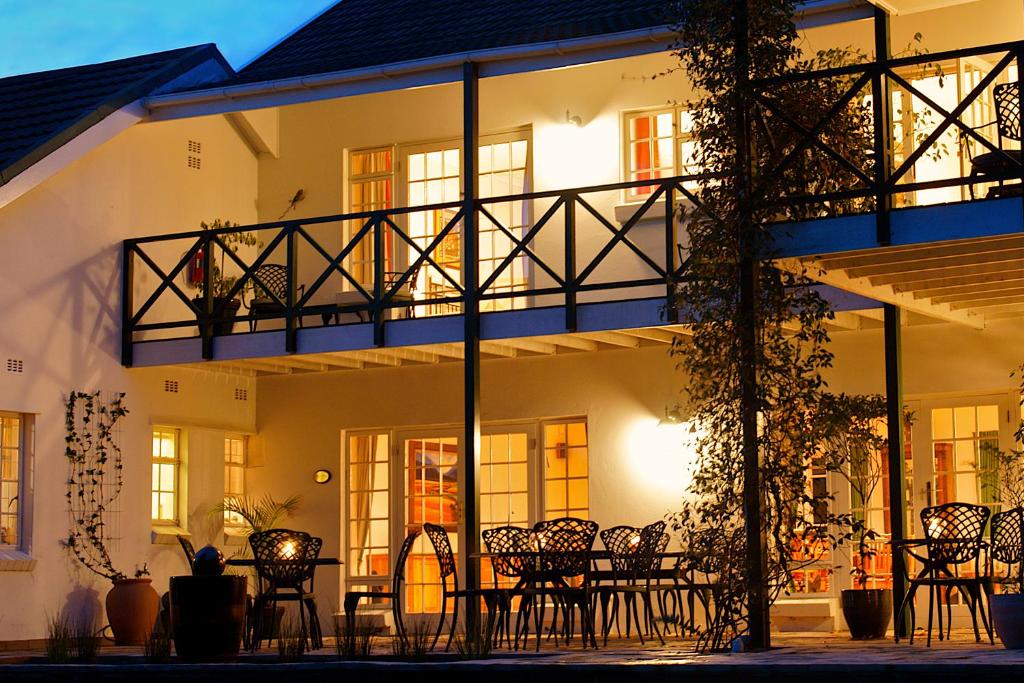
[481,525,534,649]
[249,529,324,651]
[966,81,1022,199]
[245,263,305,332]
[986,507,1023,601]
[422,523,502,651]
[343,529,419,647]
[894,502,993,646]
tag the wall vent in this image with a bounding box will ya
[187,155,202,170]
[5,359,23,373]
[234,388,248,401]
[187,140,202,154]
[163,379,179,393]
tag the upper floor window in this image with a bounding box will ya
[623,107,699,201]
[151,427,180,525]
[0,413,23,547]
[223,435,246,527]
[348,148,395,284]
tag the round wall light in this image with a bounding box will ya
[313,469,332,484]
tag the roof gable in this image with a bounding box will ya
[0,44,232,186]
[236,0,672,85]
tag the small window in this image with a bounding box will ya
[0,414,23,547]
[543,421,589,520]
[151,427,180,524]
[223,435,246,527]
[347,148,395,285]
[623,107,700,201]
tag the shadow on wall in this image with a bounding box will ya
[62,583,103,627]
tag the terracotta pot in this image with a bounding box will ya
[841,588,892,640]
[106,578,160,646]
[991,594,1024,649]
[170,575,247,661]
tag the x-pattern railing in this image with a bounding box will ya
[750,40,1024,215]
[122,175,709,363]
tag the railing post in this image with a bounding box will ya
[664,183,679,324]
[564,194,577,332]
[873,5,894,247]
[121,241,135,367]
[372,216,386,347]
[1017,45,1024,226]
[285,224,298,354]
[201,231,214,360]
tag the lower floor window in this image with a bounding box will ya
[151,427,180,524]
[0,413,23,547]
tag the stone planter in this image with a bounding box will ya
[106,578,160,646]
[170,575,247,661]
[841,588,892,640]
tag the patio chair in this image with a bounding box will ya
[595,522,668,645]
[176,534,196,572]
[249,529,323,651]
[422,523,502,651]
[521,517,600,651]
[894,502,992,646]
[986,507,1023,599]
[481,525,534,649]
[343,529,419,648]
[966,81,1022,199]
[245,263,305,332]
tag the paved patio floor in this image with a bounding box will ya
[2,630,1020,682]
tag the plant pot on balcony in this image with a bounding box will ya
[192,297,241,336]
[106,578,161,646]
[990,593,1024,649]
[841,588,892,640]
[170,575,247,662]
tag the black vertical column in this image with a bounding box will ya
[462,60,482,636]
[734,0,770,650]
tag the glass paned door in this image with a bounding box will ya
[928,401,1006,512]
[401,431,460,614]
[479,427,533,595]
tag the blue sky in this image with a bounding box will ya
[0,0,338,78]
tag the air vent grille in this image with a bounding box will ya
[234,388,248,401]
[5,359,23,373]
[187,155,201,170]
[187,140,202,154]
[164,380,179,393]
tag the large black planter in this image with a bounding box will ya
[991,594,1024,648]
[170,575,247,662]
[192,297,241,336]
[841,588,892,640]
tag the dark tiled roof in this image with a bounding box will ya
[0,45,232,186]
[236,0,673,85]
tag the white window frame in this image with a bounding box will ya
[152,426,182,526]
[0,412,25,550]
[621,105,699,202]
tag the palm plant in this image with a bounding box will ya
[214,494,302,536]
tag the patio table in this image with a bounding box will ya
[226,557,342,567]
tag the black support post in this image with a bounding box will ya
[874,6,910,639]
[121,241,135,367]
[285,224,298,354]
[734,0,770,650]
[462,60,482,637]
[201,231,214,360]
[564,194,577,331]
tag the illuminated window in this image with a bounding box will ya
[347,433,391,602]
[479,432,530,531]
[347,148,395,285]
[789,458,832,595]
[623,107,699,200]
[543,421,588,520]
[0,414,23,547]
[151,427,180,524]
[932,405,1000,511]
[223,435,246,527]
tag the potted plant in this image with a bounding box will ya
[819,393,913,639]
[62,391,159,646]
[192,219,262,336]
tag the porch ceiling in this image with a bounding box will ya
[186,326,692,377]
[778,233,1024,329]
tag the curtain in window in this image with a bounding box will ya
[351,434,378,574]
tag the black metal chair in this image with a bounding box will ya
[343,529,419,648]
[422,523,501,651]
[966,81,1022,199]
[176,534,196,572]
[249,529,323,651]
[894,502,992,646]
[595,522,667,645]
[522,517,600,650]
[986,507,1024,599]
[481,525,533,649]
[245,263,305,331]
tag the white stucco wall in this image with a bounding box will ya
[0,113,259,641]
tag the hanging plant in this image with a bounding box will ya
[62,391,137,582]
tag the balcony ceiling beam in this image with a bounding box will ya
[816,235,1024,271]
[575,331,641,348]
[880,260,1024,289]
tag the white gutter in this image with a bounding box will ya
[144,0,873,114]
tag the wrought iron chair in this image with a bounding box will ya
[894,502,992,646]
[343,529,419,648]
[176,534,196,572]
[245,263,305,332]
[986,507,1023,601]
[248,529,323,651]
[423,523,501,651]
[966,81,1022,199]
[481,525,534,649]
[594,522,668,645]
[522,517,600,650]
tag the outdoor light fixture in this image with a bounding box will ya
[313,469,332,484]
[659,405,683,426]
[565,109,583,127]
